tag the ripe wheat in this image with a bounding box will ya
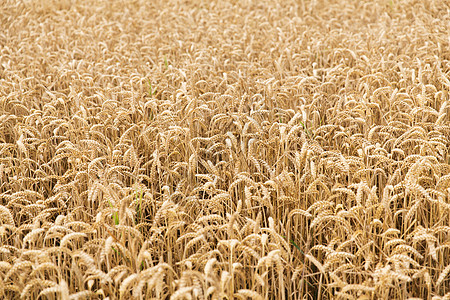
[1,0,449,298]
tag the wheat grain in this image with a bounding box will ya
[236,289,264,300]
[1,0,449,298]
[436,264,450,287]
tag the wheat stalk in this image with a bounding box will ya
[1,0,449,298]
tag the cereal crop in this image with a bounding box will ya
[1,0,449,299]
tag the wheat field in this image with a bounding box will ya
[1,0,449,299]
